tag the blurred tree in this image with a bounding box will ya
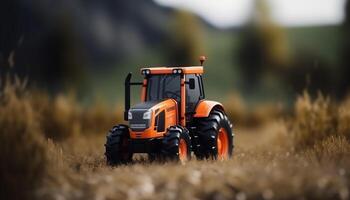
[0,0,86,93]
[15,16,86,93]
[0,0,25,77]
[166,10,205,65]
[237,0,289,91]
[338,0,350,97]
[286,50,332,96]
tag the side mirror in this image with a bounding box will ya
[189,78,195,90]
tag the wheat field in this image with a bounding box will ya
[1,79,349,200]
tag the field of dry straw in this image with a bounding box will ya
[1,78,349,200]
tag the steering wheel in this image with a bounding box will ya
[164,90,181,100]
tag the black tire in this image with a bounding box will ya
[195,109,234,159]
[161,125,191,162]
[104,124,133,165]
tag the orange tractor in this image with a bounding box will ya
[105,57,234,164]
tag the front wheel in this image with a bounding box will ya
[104,125,133,165]
[161,126,191,163]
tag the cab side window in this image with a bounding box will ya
[186,74,202,113]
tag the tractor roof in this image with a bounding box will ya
[140,66,203,75]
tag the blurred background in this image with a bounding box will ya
[3,1,350,199]
[1,0,350,107]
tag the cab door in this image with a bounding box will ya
[185,74,204,118]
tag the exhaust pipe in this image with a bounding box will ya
[124,72,143,121]
[124,73,132,121]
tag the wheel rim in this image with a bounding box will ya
[178,138,188,163]
[217,128,229,160]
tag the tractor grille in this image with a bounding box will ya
[129,109,150,131]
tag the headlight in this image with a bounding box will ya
[173,69,182,74]
[143,110,152,119]
[128,111,132,120]
[142,69,151,75]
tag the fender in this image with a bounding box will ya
[194,100,224,118]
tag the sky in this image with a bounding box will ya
[154,0,347,28]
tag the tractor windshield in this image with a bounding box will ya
[146,74,181,102]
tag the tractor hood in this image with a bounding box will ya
[128,99,177,132]
[131,101,160,110]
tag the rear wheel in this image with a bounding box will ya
[104,125,133,165]
[161,126,191,163]
[195,109,234,160]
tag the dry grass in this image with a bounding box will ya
[0,78,48,199]
[290,92,337,148]
[36,129,349,200]
[288,92,350,150]
[29,91,123,140]
[30,91,82,140]
[0,78,120,199]
[0,79,350,200]
[224,93,285,127]
[338,96,350,140]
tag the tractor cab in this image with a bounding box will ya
[125,66,205,136]
[145,71,204,112]
[142,66,204,121]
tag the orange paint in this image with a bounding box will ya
[194,100,224,118]
[129,99,178,139]
[180,77,186,126]
[141,79,147,102]
[217,127,229,160]
[178,138,188,163]
[140,66,203,75]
